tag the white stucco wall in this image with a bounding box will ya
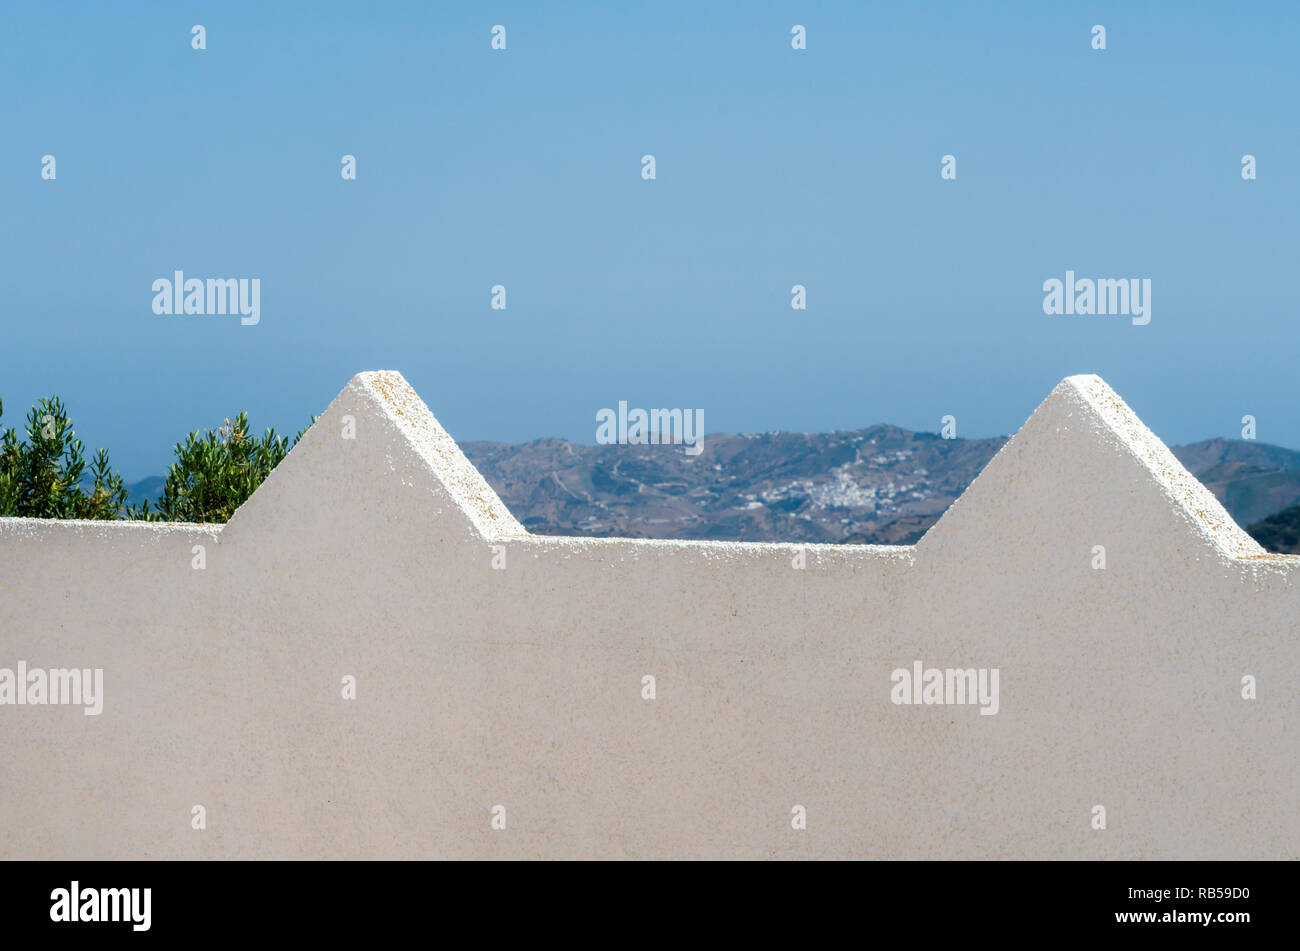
[0,371,1295,859]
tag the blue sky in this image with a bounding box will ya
[2,1,1297,479]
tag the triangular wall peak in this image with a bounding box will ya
[918,374,1264,562]
[351,370,525,540]
[223,370,525,544]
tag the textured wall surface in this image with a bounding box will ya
[0,371,1295,859]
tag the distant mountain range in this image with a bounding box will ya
[124,429,1300,551]
[124,475,166,508]
[460,427,1007,545]
[461,429,1300,548]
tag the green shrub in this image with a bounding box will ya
[129,413,312,523]
[0,394,312,524]
[0,395,127,519]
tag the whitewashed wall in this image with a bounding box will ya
[1,371,1295,859]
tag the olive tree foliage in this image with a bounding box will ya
[0,394,312,523]
[132,413,312,523]
[0,395,126,519]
